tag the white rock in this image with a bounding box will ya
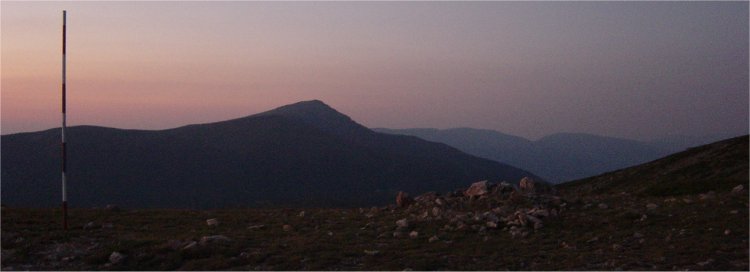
[409,231,419,238]
[206,218,219,227]
[182,241,198,250]
[428,235,440,243]
[464,180,490,197]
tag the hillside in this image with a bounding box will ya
[1,100,539,209]
[558,135,749,196]
[1,136,747,270]
[375,128,695,183]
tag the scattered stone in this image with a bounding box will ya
[646,203,658,210]
[83,221,97,230]
[432,207,442,217]
[396,218,410,229]
[409,231,419,238]
[247,224,265,230]
[731,185,744,195]
[699,191,716,201]
[282,225,293,232]
[109,251,125,264]
[633,232,644,238]
[102,223,114,229]
[724,229,731,235]
[697,258,714,266]
[393,231,404,238]
[364,250,379,256]
[298,211,306,217]
[396,191,413,208]
[199,235,231,245]
[327,231,333,236]
[486,221,498,229]
[730,210,739,214]
[682,197,693,204]
[239,252,250,258]
[182,241,198,250]
[598,203,608,209]
[206,218,219,227]
[519,177,536,193]
[586,236,599,243]
[428,235,440,243]
[104,204,121,212]
[464,180,490,197]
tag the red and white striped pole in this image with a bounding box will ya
[61,10,68,230]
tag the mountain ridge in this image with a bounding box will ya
[1,100,540,209]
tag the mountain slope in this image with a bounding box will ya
[1,100,539,208]
[374,128,676,183]
[557,135,749,196]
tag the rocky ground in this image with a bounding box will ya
[1,178,747,271]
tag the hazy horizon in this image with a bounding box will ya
[2,1,748,141]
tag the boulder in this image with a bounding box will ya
[396,218,410,229]
[109,252,125,264]
[206,218,219,227]
[464,180,490,197]
[396,191,413,208]
[104,204,121,212]
[409,231,419,238]
[199,235,231,245]
[731,185,744,195]
[519,177,536,193]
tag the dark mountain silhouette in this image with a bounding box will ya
[558,135,749,196]
[374,128,688,183]
[1,100,539,209]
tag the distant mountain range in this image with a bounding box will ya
[373,128,741,183]
[1,100,538,209]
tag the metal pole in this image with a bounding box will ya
[62,10,68,230]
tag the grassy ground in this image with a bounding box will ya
[2,187,747,270]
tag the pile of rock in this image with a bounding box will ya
[392,177,565,239]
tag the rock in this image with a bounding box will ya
[206,218,219,227]
[298,211,306,217]
[105,204,121,212]
[486,221,498,229]
[526,215,542,225]
[731,185,744,195]
[646,203,658,210]
[364,250,379,256]
[724,229,731,235]
[697,258,715,266]
[109,251,125,264]
[464,180,490,197]
[393,231,404,238]
[633,232,644,238]
[83,221,97,230]
[102,223,114,229]
[283,225,293,232]
[432,207,442,217]
[396,218,410,229]
[533,222,543,230]
[699,191,716,201]
[247,224,265,230]
[428,236,440,243]
[396,191,413,208]
[199,235,231,245]
[519,177,536,193]
[409,231,419,238]
[182,241,198,250]
[586,236,599,243]
[598,203,608,209]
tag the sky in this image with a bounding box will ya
[2,1,748,141]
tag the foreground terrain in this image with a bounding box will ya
[2,136,748,270]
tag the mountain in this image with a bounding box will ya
[1,100,539,209]
[558,134,749,196]
[374,128,679,183]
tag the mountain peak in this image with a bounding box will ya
[256,100,369,136]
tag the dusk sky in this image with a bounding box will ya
[2,1,748,141]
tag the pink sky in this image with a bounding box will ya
[2,1,747,140]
